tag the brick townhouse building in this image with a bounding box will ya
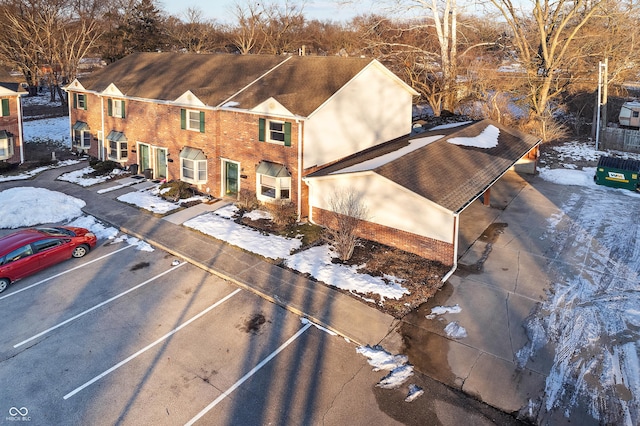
[0,68,26,164]
[66,52,416,219]
[67,52,539,268]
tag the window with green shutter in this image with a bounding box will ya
[182,109,204,132]
[1,99,9,116]
[261,119,292,146]
[108,99,125,118]
[74,93,87,110]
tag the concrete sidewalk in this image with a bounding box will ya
[2,163,397,347]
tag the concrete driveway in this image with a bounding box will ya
[394,171,639,425]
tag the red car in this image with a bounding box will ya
[0,226,97,293]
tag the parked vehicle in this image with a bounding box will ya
[0,226,97,293]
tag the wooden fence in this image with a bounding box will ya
[601,127,640,153]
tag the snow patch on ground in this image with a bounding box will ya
[426,304,462,319]
[357,345,418,393]
[0,187,85,228]
[444,321,467,339]
[285,245,409,301]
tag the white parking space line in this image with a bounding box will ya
[0,244,135,302]
[13,262,187,348]
[63,288,242,400]
[185,322,312,426]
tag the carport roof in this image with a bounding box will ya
[306,119,541,213]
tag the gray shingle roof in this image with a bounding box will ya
[307,119,541,213]
[75,52,374,116]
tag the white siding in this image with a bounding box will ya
[303,64,414,168]
[308,173,455,244]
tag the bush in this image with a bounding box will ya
[0,161,18,174]
[236,189,258,211]
[159,180,193,201]
[89,160,121,176]
[264,200,297,227]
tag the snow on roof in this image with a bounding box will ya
[330,135,443,174]
[427,121,473,131]
[447,124,500,149]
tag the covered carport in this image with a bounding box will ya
[305,119,540,276]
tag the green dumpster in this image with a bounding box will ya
[594,156,640,191]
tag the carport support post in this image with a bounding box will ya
[482,188,491,206]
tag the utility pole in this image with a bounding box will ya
[595,59,608,151]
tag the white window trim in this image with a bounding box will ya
[73,130,91,149]
[267,120,286,144]
[186,109,201,132]
[112,99,124,117]
[256,173,291,202]
[180,157,207,184]
[0,135,14,160]
[77,94,86,109]
[108,140,128,161]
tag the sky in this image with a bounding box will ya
[4,109,640,421]
[159,0,382,23]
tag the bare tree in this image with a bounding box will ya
[256,0,306,54]
[0,0,103,101]
[487,0,608,140]
[356,1,502,116]
[228,0,262,54]
[166,7,223,53]
[323,190,368,262]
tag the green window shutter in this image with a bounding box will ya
[1,99,9,116]
[199,111,205,133]
[83,95,87,110]
[107,99,112,116]
[258,118,265,142]
[180,109,186,129]
[284,122,292,147]
[121,100,126,118]
[73,93,77,109]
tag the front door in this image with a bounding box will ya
[139,143,150,172]
[155,147,167,179]
[224,160,239,197]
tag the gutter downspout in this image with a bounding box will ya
[17,95,24,163]
[100,95,105,161]
[442,212,459,282]
[297,119,303,220]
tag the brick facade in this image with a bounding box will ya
[0,96,22,164]
[69,94,309,211]
[312,207,455,266]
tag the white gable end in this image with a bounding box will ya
[67,79,86,91]
[250,97,292,116]
[175,90,205,107]
[102,83,124,96]
[0,86,18,96]
[303,62,415,167]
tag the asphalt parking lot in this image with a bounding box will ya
[0,227,527,426]
[0,239,336,425]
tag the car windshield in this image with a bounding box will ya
[36,227,76,237]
